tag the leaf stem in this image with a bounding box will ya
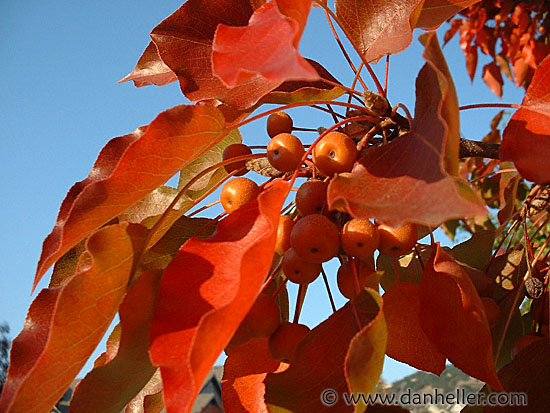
[293,284,307,324]
[321,267,337,314]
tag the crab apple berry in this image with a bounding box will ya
[220,177,261,214]
[511,335,546,359]
[341,218,380,259]
[377,223,418,257]
[267,133,305,172]
[267,111,293,138]
[243,293,281,338]
[290,214,340,263]
[337,260,377,299]
[268,321,310,362]
[312,131,357,177]
[282,248,322,284]
[295,180,328,216]
[222,143,252,176]
[481,297,501,328]
[275,215,294,255]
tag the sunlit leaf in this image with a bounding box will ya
[212,0,317,88]
[0,223,145,412]
[416,0,482,30]
[265,289,385,412]
[501,54,550,184]
[119,41,177,88]
[35,104,226,288]
[335,0,424,63]
[149,180,290,412]
[419,244,503,390]
[69,269,162,413]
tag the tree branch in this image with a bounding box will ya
[459,138,500,159]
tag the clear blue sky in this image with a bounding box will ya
[1,1,525,384]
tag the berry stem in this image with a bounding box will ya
[384,55,390,95]
[309,105,346,119]
[322,8,368,92]
[270,278,289,300]
[187,200,221,218]
[321,267,337,314]
[293,284,307,324]
[459,103,520,111]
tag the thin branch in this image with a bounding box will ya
[459,138,501,159]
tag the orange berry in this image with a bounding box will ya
[481,297,501,328]
[267,111,293,138]
[341,218,380,259]
[268,321,310,362]
[243,294,281,338]
[275,215,294,255]
[295,180,328,216]
[282,248,322,284]
[511,335,546,359]
[312,131,357,177]
[267,133,305,172]
[290,214,340,263]
[377,223,418,257]
[337,260,377,299]
[220,177,261,214]
[222,143,252,176]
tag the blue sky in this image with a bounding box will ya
[1,1,525,385]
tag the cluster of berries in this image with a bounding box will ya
[218,111,422,363]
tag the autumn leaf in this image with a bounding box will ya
[119,41,177,88]
[149,180,290,412]
[69,269,162,413]
[265,289,385,412]
[484,338,550,412]
[125,370,164,413]
[482,61,504,98]
[419,244,503,390]
[383,282,446,375]
[327,34,486,227]
[0,223,146,413]
[501,54,550,184]
[212,0,318,88]
[150,0,281,109]
[222,337,286,412]
[416,0,482,30]
[35,104,226,288]
[335,0,424,63]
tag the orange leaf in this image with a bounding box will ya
[501,54,550,184]
[419,244,503,390]
[149,180,290,412]
[125,370,164,413]
[416,0,482,30]
[222,338,286,412]
[265,289,384,412]
[383,283,446,375]
[119,41,177,88]
[345,289,387,413]
[327,35,486,227]
[335,0,424,63]
[482,61,504,98]
[69,269,163,413]
[212,0,317,88]
[35,104,226,288]
[0,223,145,412]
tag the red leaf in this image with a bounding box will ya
[265,289,385,412]
[149,180,290,412]
[335,0,424,62]
[501,55,550,184]
[119,42,177,88]
[222,338,286,412]
[212,1,318,88]
[482,61,504,97]
[485,338,550,412]
[419,244,503,390]
[35,104,226,288]
[327,34,486,227]
[0,223,145,412]
[383,283,446,375]
[416,0,482,30]
[69,269,162,413]
[151,0,283,109]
